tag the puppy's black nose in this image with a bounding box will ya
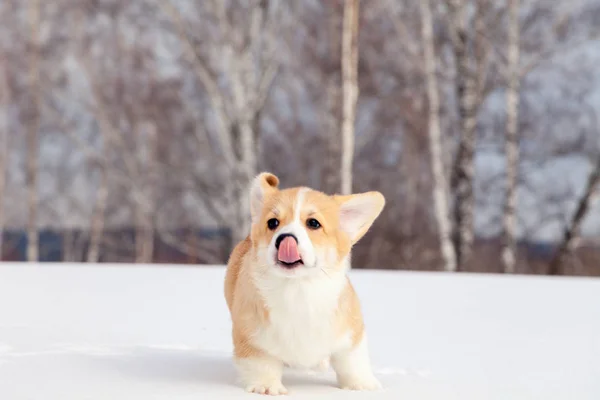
[275,233,298,249]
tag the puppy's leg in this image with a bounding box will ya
[331,334,381,391]
[235,353,287,395]
[313,357,330,372]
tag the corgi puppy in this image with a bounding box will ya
[224,172,385,395]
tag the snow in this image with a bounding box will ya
[0,263,599,399]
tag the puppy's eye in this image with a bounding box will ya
[306,218,321,230]
[267,218,279,230]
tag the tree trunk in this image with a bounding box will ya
[420,0,457,272]
[133,191,155,264]
[134,126,157,264]
[548,157,600,275]
[0,54,10,259]
[323,3,341,194]
[229,121,258,245]
[26,0,41,262]
[0,128,6,261]
[340,0,359,195]
[87,165,108,263]
[448,0,477,270]
[63,230,74,262]
[324,80,341,193]
[231,166,255,245]
[135,210,155,264]
[164,0,275,248]
[502,0,521,274]
[227,32,259,245]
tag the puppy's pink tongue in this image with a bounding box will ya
[278,236,301,264]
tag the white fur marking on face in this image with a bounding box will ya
[294,188,309,222]
[271,188,317,270]
[290,188,316,268]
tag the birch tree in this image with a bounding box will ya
[0,60,8,257]
[26,0,41,262]
[548,156,600,275]
[447,0,476,269]
[446,0,498,270]
[63,2,165,263]
[161,0,281,244]
[340,0,360,195]
[87,160,108,263]
[133,125,158,264]
[502,0,521,273]
[323,3,342,194]
[420,0,457,272]
[45,92,111,264]
[0,0,13,259]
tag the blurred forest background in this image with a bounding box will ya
[0,0,599,276]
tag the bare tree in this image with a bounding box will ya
[323,3,342,194]
[446,0,497,270]
[65,3,167,264]
[447,0,477,269]
[502,0,521,273]
[87,161,108,263]
[134,124,158,263]
[340,0,360,195]
[548,152,600,275]
[420,0,456,272]
[26,0,41,262]
[0,0,12,260]
[45,95,111,264]
[0,0,598,273]
[0,55,8,258]
[161,0,281,245]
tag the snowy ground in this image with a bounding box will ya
[0,263,599,399]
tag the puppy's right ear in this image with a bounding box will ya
[250,172,279,222]
[334,191,385,244]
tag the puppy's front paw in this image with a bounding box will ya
[236,354,286,395]
[339,374,382,391]
[245,381,288,396]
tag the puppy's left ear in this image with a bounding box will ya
[335,191,385,244]
[250,172,279,222]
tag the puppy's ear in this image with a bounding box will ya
[250,172,279,222]
[334,191,385,244]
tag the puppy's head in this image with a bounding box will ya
[249,172,385,278]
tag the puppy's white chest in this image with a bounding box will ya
[254,278,348,367]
